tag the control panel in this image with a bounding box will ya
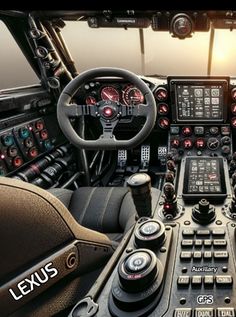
[169,124,232,159]
[0,117,57,176]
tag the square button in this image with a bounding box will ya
[204,275,214,286]
[180,251,192,260]
[193,251,202,260]
[177,276,190,286]
[192,275,202,286]
[203,251,212,260]
[195,240,203,247]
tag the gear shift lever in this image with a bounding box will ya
[127,173,152,218]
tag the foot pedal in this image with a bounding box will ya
[117,149,127,171]
[140,145,150,171]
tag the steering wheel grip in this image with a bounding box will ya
[57,67,157,150]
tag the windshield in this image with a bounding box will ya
[61,21,236,76]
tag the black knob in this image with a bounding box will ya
[127,173,152,218]
[135,220,166,249]
[192,199,216,224]
[166,160,176,172]
[165,171,175,183]
[118,249,158,292]
[163,182,175,201]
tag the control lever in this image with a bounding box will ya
[192,198,216,224]
[166,160,176,174]
[162,182,178,219]
[127,173,152,218]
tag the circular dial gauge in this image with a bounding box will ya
[155,87,168,101]
[207,137,220,150]
[157,103,169,115]
[100,86,119,102]
[171,14,193,38]
[85,96,96,105]
[123,85,144,106]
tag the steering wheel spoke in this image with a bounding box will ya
[64,103,97,117]
[133,103,149,117]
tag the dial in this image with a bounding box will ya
[157,103,169,115]
[231,103,236,115]
[207,137,220,150]
[101,86,119,102]
[155,87,168,101]
[158,117,170,129]
[86,96,97,105]
[171,14,193,39]
[123,85,144,106]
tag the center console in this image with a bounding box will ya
[69,76,236,317]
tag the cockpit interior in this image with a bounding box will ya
[1,9,236,317]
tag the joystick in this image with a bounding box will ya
[192,198,216,224]
[162,182,178,219]
[127,173,152,218]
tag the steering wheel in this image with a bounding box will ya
[57,67,157,150]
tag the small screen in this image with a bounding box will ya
[183,157,227,201]
[187,158,221,193]
[176,84,224,121]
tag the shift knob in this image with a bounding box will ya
[127,173,152,218]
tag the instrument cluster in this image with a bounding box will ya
[82,81,145,106]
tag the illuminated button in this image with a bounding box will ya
[182,127,192,136]
[231,117,236,128]
[231,87,236,101]
[13,156,23,167]
[171,139,180,148]
[174,308,192,317]
[35,120,44,130]
[183,139,193,149]
[44,140,53,150]
[155,87,168,101]
[19,127,30,139]
[40,129,48,140]
[28,147,38,158]
[103,106,114,118]
[2,134,14,146]
[196,138,205,149]
[157,103,169,115]
[158,117,170,129]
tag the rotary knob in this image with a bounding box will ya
[135,219,166,249]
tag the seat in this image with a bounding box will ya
[0,176,160,317]
[49,186,161,242]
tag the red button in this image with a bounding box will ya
[103,107,113,117]
[40,130,48,140]
[13,156,23,167]
[29,147,38,158]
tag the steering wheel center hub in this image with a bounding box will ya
[98,100,119,120]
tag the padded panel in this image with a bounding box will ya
[0,177,111,282]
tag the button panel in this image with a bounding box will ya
[0,118,54,175]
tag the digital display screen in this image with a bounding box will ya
[183,157,226,201]
[176,84,224,121]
